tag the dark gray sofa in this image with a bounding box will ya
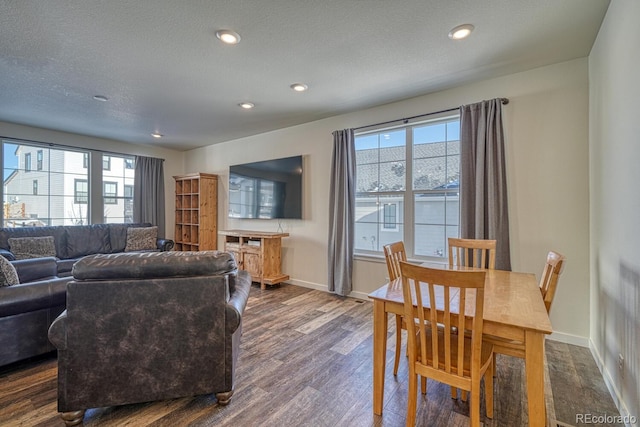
[48,251,251,426]
[0,223,174,276]
[0,223,174,367]
[0,257,70,366]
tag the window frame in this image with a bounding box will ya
[354,114,461,261]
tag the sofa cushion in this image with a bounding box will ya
[8,236,57,260]
[124,226,158,252]
[0,256,19,287]
[64,225,111,259]
[108,223,152,252]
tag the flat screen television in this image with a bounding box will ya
[228,155,303,219]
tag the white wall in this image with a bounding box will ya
[0,121,185,238]
[184,58,591,343]
[589,0,640,423]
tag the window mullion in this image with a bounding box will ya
[405,127,414,258]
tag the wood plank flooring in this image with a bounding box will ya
[0,283,622,426]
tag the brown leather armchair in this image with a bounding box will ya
[48,251,251,426]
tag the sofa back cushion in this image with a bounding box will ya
[0,226,67,258]
[64,224,111,259]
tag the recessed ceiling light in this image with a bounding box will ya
[239,102,255,109]
[290,83,308,92]
[93,95,109,102]
[448,24,474,40]
[151,132,163,138]
[216,30,241,45]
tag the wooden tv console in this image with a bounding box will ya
[220,230,289,290]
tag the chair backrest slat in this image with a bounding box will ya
[448,238,496,270]
[399,261,486,380]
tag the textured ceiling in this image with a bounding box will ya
[0,1,610,151]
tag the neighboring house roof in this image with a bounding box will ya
[356,140,460,192]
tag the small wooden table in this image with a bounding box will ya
[368,264,553,427]
[220,230,289,289]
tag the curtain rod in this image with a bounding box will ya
[0,135,165,161]
[353,97,509,131]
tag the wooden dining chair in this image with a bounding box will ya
[399,261,494,427]
[447,237,496,400]
[448,237,497,270]
[485,250,566,359]
[382,241,407,376]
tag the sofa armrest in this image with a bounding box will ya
[0,249,16,261]
[48,309,67,350]
[156,238,175,252]
[12,257,58,283]
[225,270,251,334]
[0,277,68,317]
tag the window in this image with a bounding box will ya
[354,116,460,259]
[3,142,89,226]
[102,155,135,223]
[74,179,88,204]
[2,140,135,227]
[103,181,118,204]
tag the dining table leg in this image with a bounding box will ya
[373,300,388,415]
[525,330,546,427]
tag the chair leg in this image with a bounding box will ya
[485,356,494,419]
[470,381,481,427]
[493,353,497,377]
[450,386,457,399]
[420,375,427,394]
[394,314,402,376]
[406,372,418,427]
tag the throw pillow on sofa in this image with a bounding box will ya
[0,255,19,286]
[8,236,57,260]
[125,226,158,252]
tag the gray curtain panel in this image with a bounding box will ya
[133,156,166,237]
[460,99,511,270]
[328,129,356,296]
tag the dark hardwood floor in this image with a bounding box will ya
[0,283,622,426]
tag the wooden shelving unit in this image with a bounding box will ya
[173,173,218,251]
[220,230,289,289]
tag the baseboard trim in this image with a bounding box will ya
[589,340,638,427]
[285,280,372,301]
[547,331,590,347]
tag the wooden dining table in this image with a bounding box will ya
[368,263,553,427]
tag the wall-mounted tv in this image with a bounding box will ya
[228,155,303,219]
